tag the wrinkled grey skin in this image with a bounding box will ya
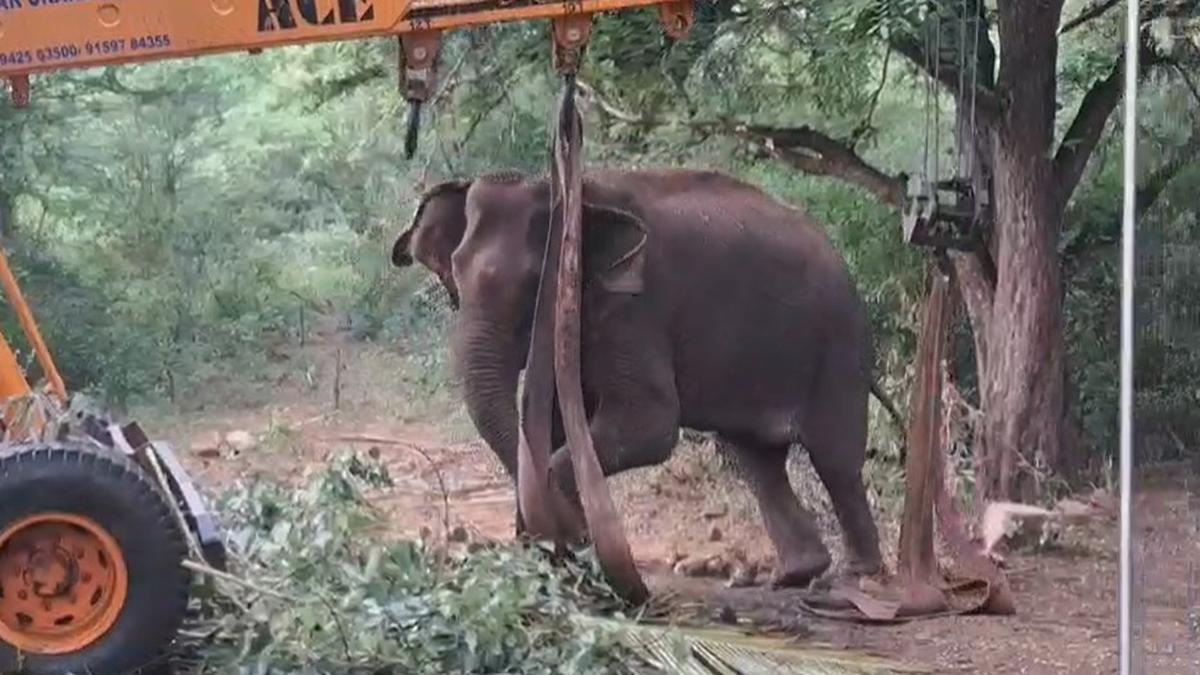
[392,168,882,586]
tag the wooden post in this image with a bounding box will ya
[333,348,343,411]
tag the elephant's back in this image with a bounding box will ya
[605,169,846,270]
[622,170,871,433]
[589,166,869,349]
[627,170,861,315]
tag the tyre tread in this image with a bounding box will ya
[0,442,190,675]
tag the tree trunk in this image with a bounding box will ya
[976,1,1070,504]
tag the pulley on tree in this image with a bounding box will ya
[901,0,993,255]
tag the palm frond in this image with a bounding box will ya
[573,615,930,675]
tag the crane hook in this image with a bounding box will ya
[399,32,442,160]
[9,76,29,109]
[404,101,422,160]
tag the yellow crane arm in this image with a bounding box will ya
[0,0,679,79]
[2,0,695,152]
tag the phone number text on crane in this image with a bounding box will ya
[0,0,95,9]
[0,35,172,67]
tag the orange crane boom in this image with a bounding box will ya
[0,0,685,82]
[2,0,694,153]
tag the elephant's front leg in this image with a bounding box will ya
[546,387,682,539]
[545,301,679,540]
[513,384,578,535]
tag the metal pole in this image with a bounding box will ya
[1118,0,1140,671]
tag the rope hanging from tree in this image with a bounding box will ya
[903,1,989,253]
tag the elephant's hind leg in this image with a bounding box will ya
[801,389,883,578]
[721,436,832,588]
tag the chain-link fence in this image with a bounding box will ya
[1134,12,1200,466]
[1133,13,1200,672]
[1136,230,1200,465]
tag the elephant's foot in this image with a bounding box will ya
[513,488,588,546]
[556,497,589,546]
[771,548,832,589]
[807,564,876,595]
[844,553,883,579]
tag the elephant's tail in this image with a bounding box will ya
[870,379,906,437]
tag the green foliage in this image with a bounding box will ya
[183,451,637,674]
[1064,47,1200,464]
[0,243,154,403]
[383,278,458,405]
[0,47,425,405]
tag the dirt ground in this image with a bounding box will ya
[152,331,1196,674]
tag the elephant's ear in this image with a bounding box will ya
[583,203,648,294]
[392,180,471,270]
[391,227,418,267]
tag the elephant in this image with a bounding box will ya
[392,168,882,587]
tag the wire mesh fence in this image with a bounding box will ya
[1132,13,1200,672]
[1134,14,1200,467]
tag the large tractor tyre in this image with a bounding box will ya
[0,443,190,675]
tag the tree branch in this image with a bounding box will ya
[1174,59,1200,107]
[726,123,907,209]
[1062,121,1200,258]
[850,45,892,149]
[577,80,908,209]
[1063,0,1200,36]
[1053,54,1124,206]
[576,80,647,125]
[1058,0,1121,35]
[1055,38,1175,206]
[1137,126,1200,219]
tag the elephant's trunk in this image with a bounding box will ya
[450,309,521,481]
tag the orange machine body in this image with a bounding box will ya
[0,244,67,438]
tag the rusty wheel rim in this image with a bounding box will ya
[0,513,128,654]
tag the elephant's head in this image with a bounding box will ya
[392,172,648,479]
[392,179,471,309]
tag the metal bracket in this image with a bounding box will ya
[400,30,442,103]
[9,76,29,108]
[658,0,695,41]
[399,31,443,159]
[106,422,137,455]
[901,175,988,251]
[552,13,594,74]
[147,440,228,571]
[93,416,228,570]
